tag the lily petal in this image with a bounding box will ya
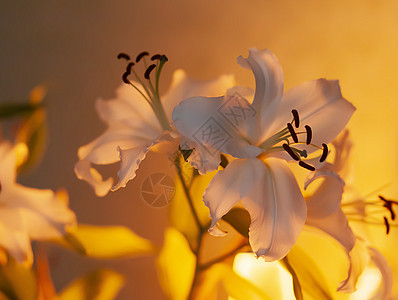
[237,48,284,138]
[74,160,113,197]
[112,146,149,191]
[5,185,76,240]
[204,158,306,261]
[162,69,235,120]
[305,169,355,252]
[261,79,356,148]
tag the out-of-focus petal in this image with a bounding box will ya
[0,141,16,185]
[162,69,235,120]
[331,130,353,178]
[74,160,113,197]
[5,185,76,240]
[204,158,306,261]
[338,240,369,293]
[261,79,356,149]
[112,146,149,191]
[368,247,392,300]
[0,209,32,264]
[237,48,284,139]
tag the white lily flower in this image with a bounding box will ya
[75,52,234,196]
[0,141,76,265]
[305,131,392,298]
[172,48,355,261]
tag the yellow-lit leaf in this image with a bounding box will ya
[59,269,124,300]
[213,263,271,300]
[169,168,215,249]
[0,258,38,300]
[54,225,154,259]
[285,244,333,300]
[156,228,196,300]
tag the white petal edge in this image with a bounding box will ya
[74,160,113,197]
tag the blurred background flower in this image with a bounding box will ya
[1,1,397,298]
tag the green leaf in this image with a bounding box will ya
[53,225,155,259]
[0,102,43,119]
[156,228,196,300]
[222,208,250,238]
[284,245,333,300]
[0,258,38,300]
[59,269,124,300]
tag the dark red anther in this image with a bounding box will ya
[380,195,396,220]
[287,123,298,143]
[144,64,156,79]
[299,161,315,171]
[384,216,390,235]
[126,62,135,74]
[320,143,328,162]
[282,143,300,161]
[305,125,312,145]
[117,53,130,60]
[136,51,149,63]
[291,109,300,128]
[122,72,130,84]
[151,54,162,61]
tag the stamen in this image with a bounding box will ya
[287,123,298,143]
[122,72,130,84]
[379,195,396,220]
[320,143,328,162]
[299,161,315,171]
[136,51,149,63]
[117,53,130,60]
[305,125,312,145]
[151,54,162,61]
[220,154,229,168]
[144,64,156,79]
[160,55,168,62]
[384,216,390,234]
[126,62,135,74]
[291,109,300,128]
[282,143,299,161]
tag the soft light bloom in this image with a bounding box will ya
[305,131,392,297]
[172,48,355,261]
[0,141,76,265]
[75,58,234,196]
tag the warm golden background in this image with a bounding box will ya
[1,0,397,298]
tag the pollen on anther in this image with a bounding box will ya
[305,125,312,145]
[384,216,390,235]
[291,109,300,128]
[380,195,396,220]
[282,143,299,161]
[320,143,328,162]
[117,53,130,60]
[144,64,156,79]
[151,54,162,61]
[299,161,315,171]
[287,123,298,143]
[136,51,149,63]
[122,72,130,84]
[126,62,135,74]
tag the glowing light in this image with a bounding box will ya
[349,267,381,300]
[232,253,295,300]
